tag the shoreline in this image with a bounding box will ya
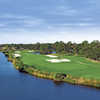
[7,56,100,89]
[16,65,100,89]
[2,51,100,89]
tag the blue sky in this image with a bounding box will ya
[0,0,100,43]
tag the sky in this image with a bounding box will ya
[0,0,100,44]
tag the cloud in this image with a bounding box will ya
[0,14,30,19]
[0,24,6,27]
[0,14,47,30]
[76,23,95,26]
[45,6,78,16]
[0,0,100,44]
[0,14,97,34]
[0,27,100,44]
[53,23,95,27]
[23,19,45,27]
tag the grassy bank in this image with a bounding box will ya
[3,50,100,88]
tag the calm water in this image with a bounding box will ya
[0,53,100,100]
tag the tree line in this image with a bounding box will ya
[0,40,100,61]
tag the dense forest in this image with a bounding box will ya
[0,40,100,61]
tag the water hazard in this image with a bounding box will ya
[0,53,100,100]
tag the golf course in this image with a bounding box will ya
[2,49,100,88]
[19,51,100,80]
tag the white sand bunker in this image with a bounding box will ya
[46,59,71,63]
[46,55,58,58]
[15,51,20,53]
[14,54,21,57]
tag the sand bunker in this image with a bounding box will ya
[14,54,21,57]
[46,55,58,58]
[46,59,70,63]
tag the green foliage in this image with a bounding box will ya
[1,40,100,61]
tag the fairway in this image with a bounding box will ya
[20,52,100,80]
